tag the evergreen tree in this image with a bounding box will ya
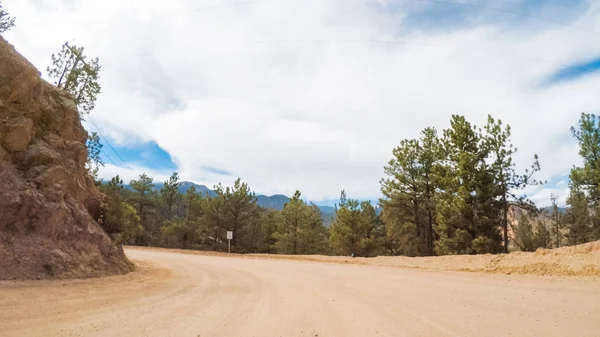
[207,178,259,251]
[330,191,381,257]
[85,132,104,183]
[534,220,551,249]
[236,207,279,253]
[418,127,444,254]
[434,115,502,255]
[483,115,542,253]
[380,127,443,256]
[260,209,283,253]
[570,113,600,204]
[274,191,329,255]
[47,42,101,117]
[0,2,15,34]
[301,203,330,255]
[129,173,156,243]
[98,175,143,244]
[549,194,564,248]
[160,172,181,220]
[381,139,424,254]
[161,186,203,249]
[567,113,600,244]
[565,189,592,245]
[379,202,419,256]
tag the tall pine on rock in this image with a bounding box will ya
[47,43,101,118]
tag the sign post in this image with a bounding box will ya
[227,231,233,253]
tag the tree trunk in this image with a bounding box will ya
[427,209,434,255]
[503,192,508,253]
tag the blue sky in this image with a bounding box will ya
[101,141,178,171]
[545,56,600,84]
[4,0,600,205]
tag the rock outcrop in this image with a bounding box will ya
[0,37,133,280]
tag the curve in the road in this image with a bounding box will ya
[1,248,599,337]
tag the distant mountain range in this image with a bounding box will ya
[540,206,567,214]
[122,181,337,226]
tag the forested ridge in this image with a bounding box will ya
[97,113,600,256]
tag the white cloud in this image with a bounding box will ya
[3,0,599,201]
[528,187,570,208]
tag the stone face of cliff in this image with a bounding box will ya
[0,37,133,280]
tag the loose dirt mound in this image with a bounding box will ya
[127,240,600,277]
[0,37,133,280]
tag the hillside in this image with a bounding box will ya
[0,37,133,280]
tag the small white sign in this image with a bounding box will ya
[227,231,233,240]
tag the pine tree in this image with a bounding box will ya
[161,186,203,249]
[260,209,283,253]
[570,113,600,203]
[533,220,551,249]
[273,191,329,255]
[301,203,330,255]
[237,207,279,253]
[276,191,306,254]
[434,115,502,255]
[380,128,443,256]
[160,172,181,220]
[47,43,101,117]
[330,191,380,257]
[129,173,156,243]
[85,132,104,183]
[206,178,259,251]
[549,194,563,248]
[567,113,600,244]
[0,2,15,34]
[483,115,542,253]
[379,202,418,256]
[565,189,592,245]
[418,127,444,255]
[381,139,425,253]
[98,176,143,244]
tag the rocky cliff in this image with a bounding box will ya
[0,37,133,280]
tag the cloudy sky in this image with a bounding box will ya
[3,0,600,206]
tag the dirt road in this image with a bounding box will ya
[1,248,599,337]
